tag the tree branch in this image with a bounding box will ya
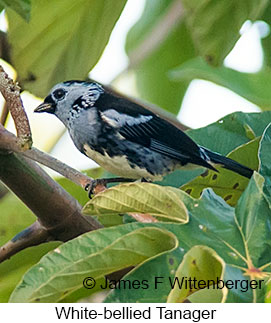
[0,101,9,126]
[0,65,32,149]
[0,145,102,263]
[0,150,102,235]
[0,124,93,188]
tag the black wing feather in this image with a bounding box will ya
[96,91,214,169]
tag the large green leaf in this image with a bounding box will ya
[187,111,271,155]
[105,248,184,303]
[181,138,259,206]
[7,0,127,97]
[181,0,268,66]
[125,0,195,115]
[0,0,30,20]
[10,226,177,302]
[83,182,188,223]
[171,57,271,110]
[105,172,271,302]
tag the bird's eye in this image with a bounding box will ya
[53,89,66,100]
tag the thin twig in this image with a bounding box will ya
[0,65,32,149]
[0,221,50,263]
[0,124,93,188]
[23,147,93,188]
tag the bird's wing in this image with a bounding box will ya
[100,108,211,167]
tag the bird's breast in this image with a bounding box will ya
[83,143,162,180]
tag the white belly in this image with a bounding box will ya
[83,144,161,180]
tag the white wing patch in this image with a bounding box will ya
[101,109,153,128]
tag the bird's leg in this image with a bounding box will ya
[85,177,136,198]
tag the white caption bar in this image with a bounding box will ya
[1,303,269,323]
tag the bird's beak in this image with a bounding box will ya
[34,102,54,113]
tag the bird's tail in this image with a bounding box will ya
[201,147,253,179]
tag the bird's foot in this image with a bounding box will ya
[85,177,136,199]
[141,177,152,183]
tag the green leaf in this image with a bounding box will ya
[181,0,268,66]
[258,122,271,180]
[171,57,271,110]
[265,280,271,302]
[0,0,31,20]
[187,111,271,155]
[175,177,271,302]
[83,182,189,223]
[105,248,184,303]
[258,122,271,208]
[187,286,223,303]
[181,138,259,206]
[106,172,270,302]
[234,173,271,267]
[7,0,127,97]
[167,245,225,302]
[125,0,195,115]
[10,226,177,302]
[260,6,271,68]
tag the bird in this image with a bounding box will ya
[34,80,253,196]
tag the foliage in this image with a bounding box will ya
[7,116,271,303]
[6,0,127,96]
[0,0,271,304]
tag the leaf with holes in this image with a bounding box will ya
[177,173,271,302]
[7,0,127,97]
[181,138,259,206]
[9,226,177,302]
[83,182,189,223]
[186,111,271,155]
[105,171,271,302]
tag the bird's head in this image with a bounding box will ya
[34,80,104,123]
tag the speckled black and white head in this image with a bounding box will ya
[34,80,104,125]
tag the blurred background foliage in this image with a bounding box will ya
[1,0,271,302]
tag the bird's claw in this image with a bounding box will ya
[85,179,107,199]
[85,177,137,199]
